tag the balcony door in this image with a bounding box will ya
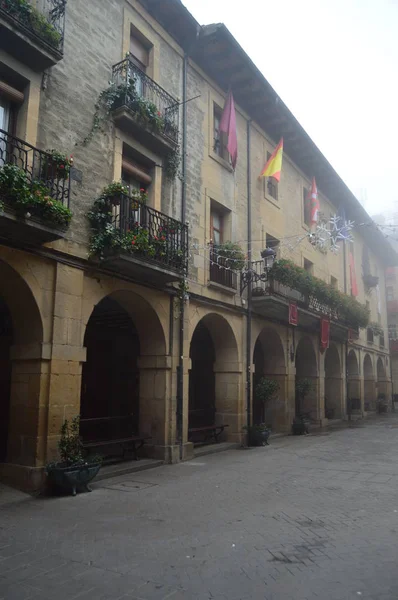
[130,33,149,99]
[0,96,10,165]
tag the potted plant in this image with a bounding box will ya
[42,150,73,180]
[131,187,148,210]
[243,423,271,447]
[215,241,246,271]
[293,379,313,434]
[377,393,388,414]
[46,416,102,496]
[101,181,129,206]
[255,377,279,423]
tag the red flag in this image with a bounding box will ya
[307,177,319,225]
[349,251,358,297]
[320,318,330,351]
[289,302,298,326]
[219,89,238,169]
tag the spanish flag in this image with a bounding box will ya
[260,138,283,181]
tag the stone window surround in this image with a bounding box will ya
[0,52,42,147]
[113,131,163,213]
[208,91,233,173]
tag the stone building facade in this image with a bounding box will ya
[0,0,395,490]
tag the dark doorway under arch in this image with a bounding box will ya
[0,298,12,462]
[189,321,216,429]
[81,297,140,442]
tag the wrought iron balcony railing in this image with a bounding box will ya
[0,0,66,52]
[209,245,237,289]
[0,128,70,207]
[111,58,179,144]
[107,192,188,273]
[248,260,351,325]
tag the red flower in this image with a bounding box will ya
[59,164,65,169]
[157,112,161,116]
[132,241,136,245]
[140,188,145,192]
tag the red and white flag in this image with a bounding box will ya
[320,318,330,352]
[289,302,298,326]
[307,177,319,225]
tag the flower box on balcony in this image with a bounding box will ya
[110,59,179,155]
[0,0,65,71]
[0,130,72,244]
[88,188,187,285]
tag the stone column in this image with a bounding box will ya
[319,352,326,424]
[138,355,173,461]
[213,361,243,443]
[46,264,86,461]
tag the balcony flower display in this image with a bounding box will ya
[268,258,370,330]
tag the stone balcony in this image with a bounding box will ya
[0,0,65,70]
[0,128,71,245]
[111,58,179,155]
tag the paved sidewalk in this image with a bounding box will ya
[1,415,398,599]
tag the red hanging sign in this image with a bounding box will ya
[289,302,298,326]
[320,318,330,352]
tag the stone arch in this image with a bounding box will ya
[188,313,240,443]
[253,327,286,430]
[0,259,44,466]
[377,356,386,379]
[347,349,361,413]
[363,353,375,411]
[295,336,318,418]
[324,344,343,419]
[80,289,168,454]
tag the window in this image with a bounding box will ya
[213,104,228,161]
[265,151,278,200]
[303,186,311,226]
[331,276,338,289]
[0,95,10,132]
[304,258,313,274]
[211,208,223,245]
[387,286,394,301]
[130,32,149,72]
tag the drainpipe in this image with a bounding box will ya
[246,120,252,429]
[176,51,188,460]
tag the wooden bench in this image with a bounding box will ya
[79,415,150,461]
[188,423,229,444]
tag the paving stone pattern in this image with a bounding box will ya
[1,416,398,599]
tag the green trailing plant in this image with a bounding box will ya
[215,241,246,271]
[369,322,384,337]
[269,258,370,329]
[164,146,181,180]
[0,164,72,227]
[81,76,180,180]
[1,0,63,48]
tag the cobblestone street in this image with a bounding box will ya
[1,416,398,599]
